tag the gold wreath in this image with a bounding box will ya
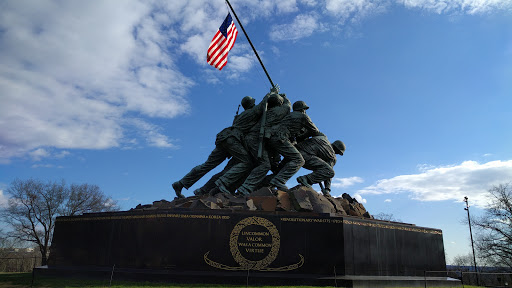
[229,216,279,270]
[204,216,304,271]
[204,251,304,271]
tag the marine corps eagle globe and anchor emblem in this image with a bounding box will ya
[204,216,304,271]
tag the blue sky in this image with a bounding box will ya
[1,0,512,264]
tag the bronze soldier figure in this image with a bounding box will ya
[171,94,268,198]
[264,100,322,192]
[295,135,345,196]
[236,92,291,195]
[191,158,238,196]
[211,90,280,194]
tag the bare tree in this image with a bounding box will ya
[452,253,475,269]
[373,212,402,222]
[0,228,14,256]
[62,183,116,216]
[0,178,118,265]
[473,183,512,268]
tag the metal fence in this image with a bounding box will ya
[461,271,512,287]
[2,262,511,288]
[427,270,512,287]
[0,256,42,272]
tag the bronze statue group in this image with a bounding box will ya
[172,87,345,199]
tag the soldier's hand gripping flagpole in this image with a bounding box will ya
[224,0,275,159]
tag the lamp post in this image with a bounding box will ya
[463,196,479,285]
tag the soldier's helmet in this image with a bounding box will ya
[268,93,284,108]
[241,96,256,110]
[292,101,309,112]
[331,140,346,155]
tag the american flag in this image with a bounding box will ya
[207,13,238,70]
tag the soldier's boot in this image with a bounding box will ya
[193,188,206,196]
[237,186,251,196]
[296,176,312,188]
[269,180,289,192]
[172,181,185,199]
[214,179,231,195]
[321,188,331,197]
[208,187,221,196]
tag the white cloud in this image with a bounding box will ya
[128,119,177,148]
[224,44,257,77]
[270,0,512,42]
[1,0,280,163]
[0,0,195,162]
[180,33,212,64]
[1,0,511,163]
[325,0,389,23]
[55,151,70,159]
[417,163,436,172]
[398,0,512,14]
[271,46,281,56]
[300,0,318,6]
[354,193,367,203]
[331,176,364,188]
[234,0,300,18]
[229,55,256,73]
[358,160,512,208]
[29,148,50,162]
[27,148,70,162]
[104,198,117,208]
[276,0,300,13]
[384,199,392,202]
[270,13,322,41]
[31,164,63,169]
[0,189,7,208]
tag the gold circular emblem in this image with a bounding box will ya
[229,216,280,270]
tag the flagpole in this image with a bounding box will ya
[225,0,275,88]
[224,0,274,159]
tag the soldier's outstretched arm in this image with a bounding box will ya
[281,93,291,108]
[298,115,322,140]
[252,93,269,114]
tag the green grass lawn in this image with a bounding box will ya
[0,272,331,288]
[0,272,478,288]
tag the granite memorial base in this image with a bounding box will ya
[39,209,458,287]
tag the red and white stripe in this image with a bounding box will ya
[207,23,238,70]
